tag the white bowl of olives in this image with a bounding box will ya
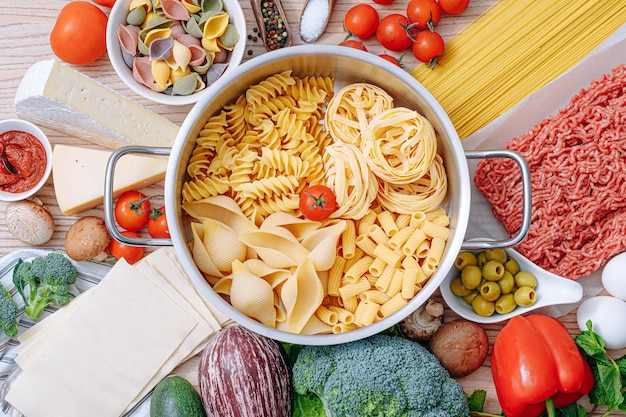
[440,247,584,324]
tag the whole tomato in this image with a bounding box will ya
[92,0,116,7]
[339,39,368,51]
[407,0,442,29]
[378,53,403,67]
[372,0,396,3]
[148,207,170,238]
[376,14,415,52]
[299,185,337,221]
[114,190,151,232]
[411,29,445,68]
[110,231,145,265]
[438,0,470,15]
[344,4,379,40]
[49,1,108,65]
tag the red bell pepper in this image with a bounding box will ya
[491,314,594,417]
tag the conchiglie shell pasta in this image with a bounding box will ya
[190,222,223,277]
[182,196,257,233]
[281,258,325,334]
[202,13,229,52]
[230,260,276,327]
[238,228,309,269]
[151,59,171,90]
[201,218,246,273]
[261,212,321,240]
[301,221,347,271]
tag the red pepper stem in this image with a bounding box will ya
[545,397,556,417]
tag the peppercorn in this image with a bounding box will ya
[258,0,289,50]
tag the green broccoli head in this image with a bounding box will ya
[12,253,78,319]
[292,335,469,417]
[0,286,19,337]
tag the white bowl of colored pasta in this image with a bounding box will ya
[106,0,246,106]
[161,45,493,345]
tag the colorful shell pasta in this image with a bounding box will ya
[117,0,239,96]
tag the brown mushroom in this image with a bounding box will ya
[5,199,55,245]
[400,299,444,342]
[64,216,110,261]
[428,319,489,378]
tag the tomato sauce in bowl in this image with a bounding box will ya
[0,130,47,193]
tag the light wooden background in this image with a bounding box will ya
[0,0,624,415]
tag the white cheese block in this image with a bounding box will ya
[14,59,179,149]
[52,144,168,215]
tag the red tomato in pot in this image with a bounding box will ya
[344,4,379,40]
[92,0,116,7]
[148,207,170,238]
[339,39,368,51]
[49,1,108,65]
[110,231,145,265]
[438,0,470,15]
[412,29,445,67]
[299,185,337,221]
[114,190,151,232]
[407,0,442,29]
[376,14,415,52]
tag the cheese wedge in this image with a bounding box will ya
[52,144,168,215]
[14,59,179,149]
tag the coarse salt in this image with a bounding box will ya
[300,0,330,42]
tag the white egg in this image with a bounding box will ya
[576,296,626,349]
[602,252,626,300]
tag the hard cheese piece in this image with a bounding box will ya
[52,144,168,215]
[6,259,198,417]
[14,59,179,149]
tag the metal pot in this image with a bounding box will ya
[104,45,531,345]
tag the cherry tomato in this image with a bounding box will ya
[110,231,145,265]
[406,0,442,29]
[339,39,368,51]
[372,0,396,4]
[114,190,151,232]
[344,4,379,40]
[376,14,415,52]
[411,29,445,68]
[148,207,170,238]
[49,1,108,65]
[378,53,403,67]
[92,0,116,7]
[438,0,470,15]
[299,185,338,221]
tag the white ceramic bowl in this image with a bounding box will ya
[106,0,246,106]
[0,119,52,202]
[441,247,584,324]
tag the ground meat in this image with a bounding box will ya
[474,64,626,280]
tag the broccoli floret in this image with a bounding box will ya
[292,335,469,417]
[13,253,78,319]
[0,286,19,337]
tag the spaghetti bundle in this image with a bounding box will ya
[411,0,626,139]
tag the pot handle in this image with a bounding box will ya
[461,149,532,250]
[103,146,173,247]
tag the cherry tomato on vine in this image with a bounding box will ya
[376,14,415,52]
[339,39,368,51]
[438,0,470,15]
[407,0,442,29]
[344,4,379,40]
[412,29,445,68]
[92,0,116,7]
[299,185,338,221]
[110,231,145,265]
[378,53,403,67]
[148,207,170,238]
[49,1,108,65]
[114,190,151,232]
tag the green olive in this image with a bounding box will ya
[455,251,478,270]
[479,281,501,302]
[472,294,495,317]
[450,277,473,297]
[482,260,505,281]
[498,271,515,294]
[514,271,538,288]
[485,248,507,264]
[504,257,520,275]
[514,286,537,307]
[477,251,488,268]
[463,291,479,305]
[495,294,517,314]
[461,265,483,289]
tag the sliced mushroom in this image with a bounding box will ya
[5,199,55,245]
[400,299,445,342]
[64,216,110,261]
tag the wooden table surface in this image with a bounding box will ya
[0,0,624,415]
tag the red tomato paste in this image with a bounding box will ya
[0,130,47,193]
